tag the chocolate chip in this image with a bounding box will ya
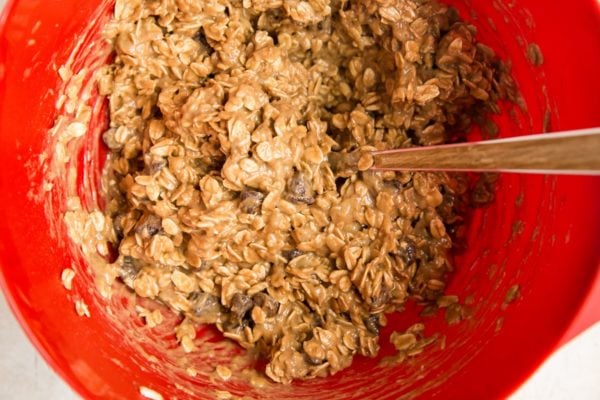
[436,190,460,225]
[384,180,404,190]
[146,156,167,174]
[371,285,391,308]
[230,293,254,320]
[287,171,315,204]
[190,292,222,324]
[193,28,214,55]
[364,314,380,335]
[401,240,417,266]
[221,319,246,335]
[135,214,162,237]
[239,190,265,214]
[119,256,141,286]
[289,171,308,197]
[282,249,304,261]
[252,292,279,317]
[289,195,315,205]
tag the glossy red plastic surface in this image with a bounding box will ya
[0,0,599,399]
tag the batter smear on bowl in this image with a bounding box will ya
[92,0,515,383]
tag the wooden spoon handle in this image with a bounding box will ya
[371,128,600,175]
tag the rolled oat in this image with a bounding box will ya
[61,268,76,290]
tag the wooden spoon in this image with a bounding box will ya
[370,128,600,175]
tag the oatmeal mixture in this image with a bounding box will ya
[94,0,514,383]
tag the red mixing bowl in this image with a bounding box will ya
[0,0,599,399]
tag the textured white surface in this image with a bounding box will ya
[511,322,600,400]
[0,293,77,400]
[0,1,598,399]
